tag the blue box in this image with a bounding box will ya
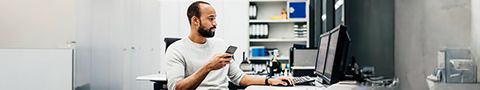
[289,2,306,19]
[251,47,266,57]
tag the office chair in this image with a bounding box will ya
[164,37,181,52]
[154,37,181,90]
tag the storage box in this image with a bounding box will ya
[289,2,306,19]
[444,49,477,83]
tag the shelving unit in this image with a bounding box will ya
[249,56,290,61]
[249,19,307,23]
[246,0,309,71]
[249,0,288,2]
[249,38,307,42]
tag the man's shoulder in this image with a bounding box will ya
[166,39,187,52]
[165,39,187,62]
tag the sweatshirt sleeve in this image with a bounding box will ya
[166,46,186,90]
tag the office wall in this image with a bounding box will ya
[472,0,480,82]
[395,0,471,90]
[0,0,88,89]
[1,0,162,90]
[0,0,76,48]
[345,0,395,77]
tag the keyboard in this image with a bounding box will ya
[293,76,316,85]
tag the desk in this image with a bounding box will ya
[245,85,326,90]
[136,74,167,90]
[328,82,396,90]
[135,74,247,90]
[426,79,480,90]
[245,82,395,90]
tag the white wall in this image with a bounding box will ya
[0,0,76,48]
[395,0,472,89]
[0,0,163,90]
[472,0,480,82]
[0,0,87,89]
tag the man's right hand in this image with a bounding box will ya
[205,53,233,71]
[173,54,233,90]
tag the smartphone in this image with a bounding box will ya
[224,46,237,58]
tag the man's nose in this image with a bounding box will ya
[212,20,217,26]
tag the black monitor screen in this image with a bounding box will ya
[315,34,329,75]
[324,30,339,78]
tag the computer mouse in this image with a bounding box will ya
[272,80,294,86]
[281,80,294,86]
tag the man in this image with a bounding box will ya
[166,1,294,90]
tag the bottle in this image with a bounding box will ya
[271,54,280,74]
[281,8,287,19]
[284,64,289,76]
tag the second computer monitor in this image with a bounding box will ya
[323,25,350,85]
[314,33,330,76]
[324,29,339,79]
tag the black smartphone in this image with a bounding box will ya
[224,46,237,58]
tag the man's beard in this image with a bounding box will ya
[198,20,216,38]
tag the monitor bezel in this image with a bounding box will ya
[313,32,331,77]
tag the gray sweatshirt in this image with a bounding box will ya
[166,38,245,90]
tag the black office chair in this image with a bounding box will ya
[155,37,181,90]
[164,37,182,52]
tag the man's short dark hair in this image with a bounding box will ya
[187,1,210,24]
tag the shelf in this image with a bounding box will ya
[291,66,315,70]
[249,38,307,42]
[247,0,309,63]
[249,56,289,61]
[249,19,307,23]
[249,0,287,2]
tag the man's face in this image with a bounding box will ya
[196,4,217,38]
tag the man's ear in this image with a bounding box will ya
[192,16,200,26]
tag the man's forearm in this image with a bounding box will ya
[174,65,211,90]
[239,75,267,86]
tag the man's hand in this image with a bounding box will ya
[172,53,233,90]
[268,77,294,86]
[205,53,233,71]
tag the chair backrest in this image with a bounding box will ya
[164,37,181,52]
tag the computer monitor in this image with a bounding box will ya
[323,29,338,82]
[323,25,350,85]
[314,33,330,76]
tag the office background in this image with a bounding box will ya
[1,0,480,90]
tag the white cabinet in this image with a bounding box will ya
[76,0,162,90]
[0,49,74,90]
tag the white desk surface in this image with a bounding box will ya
[426,79,480,90]
[245,85,326,90]
[136,73,167,81]
[246,83,393,90]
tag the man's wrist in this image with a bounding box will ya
[265,78,270,85]
[202,65,212,72]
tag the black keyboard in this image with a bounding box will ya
[293,76,315,85]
